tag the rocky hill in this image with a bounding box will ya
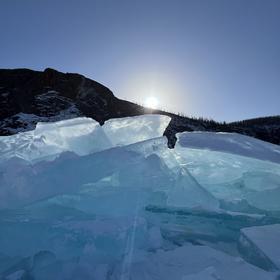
[0,68,279,146]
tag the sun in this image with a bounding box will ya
[144,96,158,109]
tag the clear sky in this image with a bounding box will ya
[0,0,279,121]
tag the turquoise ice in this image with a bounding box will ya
[0,115,279,279]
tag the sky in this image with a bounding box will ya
[0,0,279,122]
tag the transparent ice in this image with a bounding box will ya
[0,115,280,279]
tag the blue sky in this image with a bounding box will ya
[0,0,279,121]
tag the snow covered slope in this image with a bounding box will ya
[0,115,279,279]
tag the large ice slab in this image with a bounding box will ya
[239,224,280,271]
[166,167,219,210]
[177,131,280,163]
[103,114,171,146]
[0,117,108,163]
[174,138,280,213]
[0,115,170,163]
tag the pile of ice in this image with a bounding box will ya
[0,115,171,163]
[0,114,280,280]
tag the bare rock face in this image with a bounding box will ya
[0,68,145,135]
[0,68,279,146]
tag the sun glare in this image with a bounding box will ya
[144,96,158,109]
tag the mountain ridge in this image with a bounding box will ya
[0,68,279,146]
